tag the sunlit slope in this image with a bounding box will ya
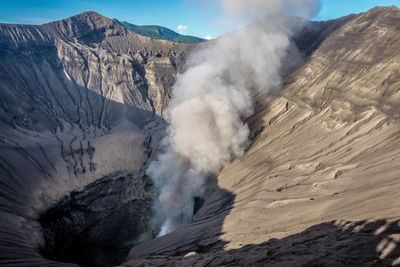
[218,5,400,248]
[126,6,400,266]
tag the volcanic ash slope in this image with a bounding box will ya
[0,11,193,266]
[125,6,400,266]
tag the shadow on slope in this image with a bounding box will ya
[213,218,400,266]
[0,45,159,132]
[129,218,400,266]
[0,46,166,266]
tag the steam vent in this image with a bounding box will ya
[1,4,400,267]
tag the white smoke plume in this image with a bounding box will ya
[147,0,320,236]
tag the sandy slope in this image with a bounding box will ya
[124,6,400,266]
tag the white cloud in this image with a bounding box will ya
[204,35,213,40]
[177,25,188,34]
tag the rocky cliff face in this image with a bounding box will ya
[0,11,193,266]
[1,6,400,267]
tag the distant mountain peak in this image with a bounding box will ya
[70,10,110,20]
[370,5,399,11]
[113,19,206,44]
[363,5,399,17]
[41,10,116,32]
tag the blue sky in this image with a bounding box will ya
[0,0,398,39]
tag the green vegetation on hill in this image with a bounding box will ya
[114,19,206,44]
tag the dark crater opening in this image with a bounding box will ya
[39,171,156,267]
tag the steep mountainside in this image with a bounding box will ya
[124,6,400,266]
[0,11,194,266]
[114,19,206,44]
